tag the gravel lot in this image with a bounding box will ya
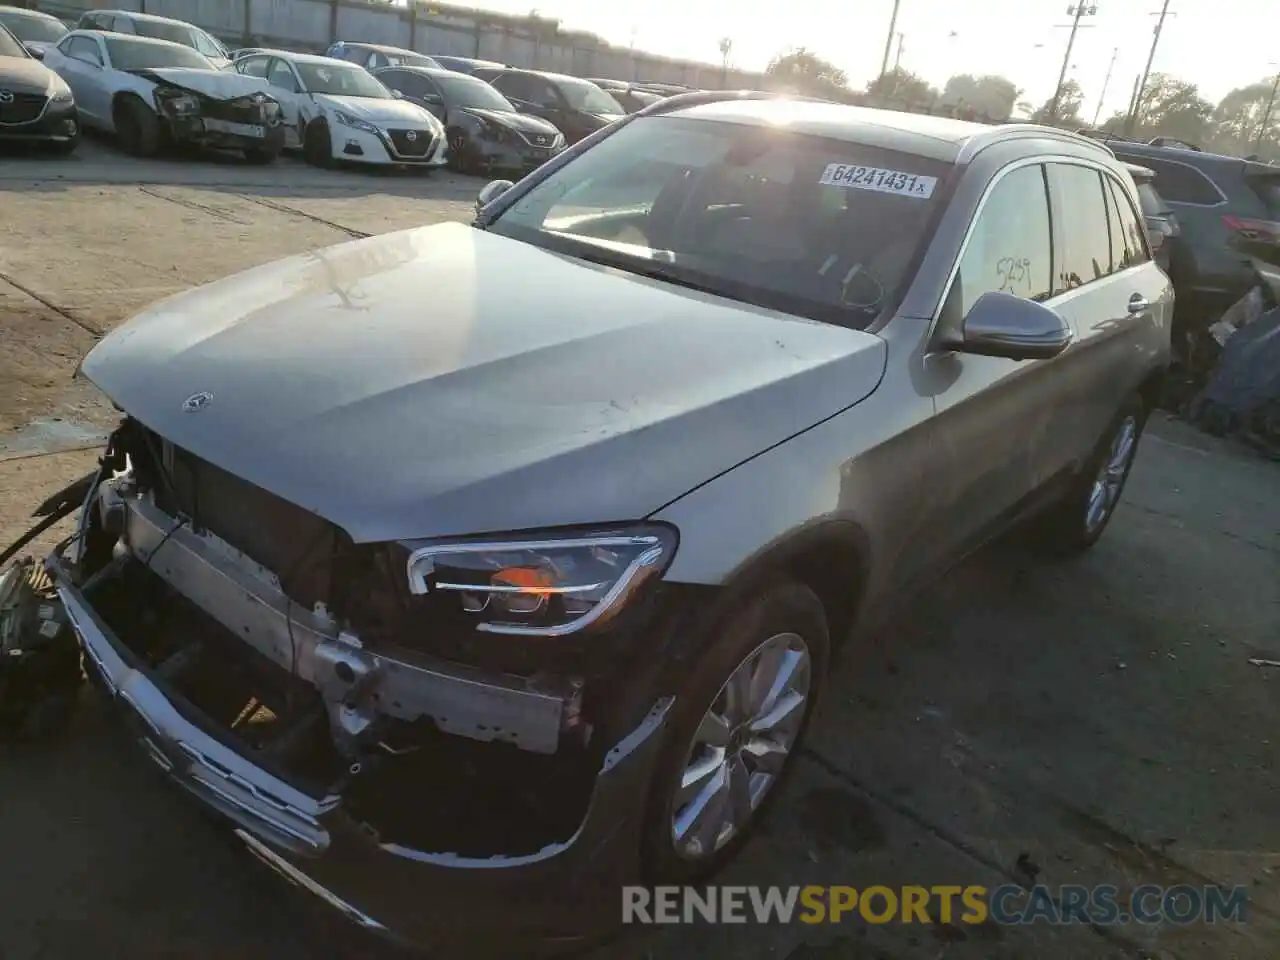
[2,137,1278,960]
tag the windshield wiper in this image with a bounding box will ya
[571,247,727,297]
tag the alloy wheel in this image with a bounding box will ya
[1085,414,1138,533]
[670,631,811,860]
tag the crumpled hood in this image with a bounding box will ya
[462,106,559,137]
[134,67,270,100]
[80,223,886,544]
[316,93,434,126]
[0,55,56,95]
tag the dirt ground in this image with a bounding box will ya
[1,137,1278,960]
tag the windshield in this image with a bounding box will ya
[0,23,24,58]
[386,51,437,69]
[0,11,67,44]
[298,61,390,98]
[558,77,624,115]
[436,73,514,112]
[105,36,212,71]
[487,116,950,329]
[131,19,196,48]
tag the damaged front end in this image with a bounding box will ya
[141,76,285,154]
[34,419,678,945]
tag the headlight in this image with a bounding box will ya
[333,109,377,134]
[156,90,200,116]
[405,525,677,636]
[477,118,513,144]
[52,86,74,103]
[552,132,566,149]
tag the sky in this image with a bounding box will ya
[461,0,1279,122]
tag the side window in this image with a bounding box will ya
[110,16,135,34]
[494,74,530,101]
[67,36,103,65]
[1107,176,1151,267]
[954,164,1053,315]
[366,51,386,70]
[1048,164,1113,292]
[267,58,299,93]
[532,81,560,108]
[1119,156,1222,205]
[1102,177,1131,273]
[193,30,223,59]
[237,55,269,78]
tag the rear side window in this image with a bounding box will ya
[1104,176,1150,270]
[1048,163,1113,292]
[1135,182,1167,216]
[955,163,1053,314]
[1118,155,1223,205]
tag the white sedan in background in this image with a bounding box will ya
[232,49,448,169]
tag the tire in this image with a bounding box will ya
[243,143,279,165]
[303,120,332,168]
[1031,393,1148,555]
[640,581,829,884]
[113,95,161,158]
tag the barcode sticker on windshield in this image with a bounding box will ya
[819,164,937,198]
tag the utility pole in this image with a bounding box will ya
[1049,4,1098,124]
[894,32,905,72]
[1092,46,1119,127]
[1126,0,1174,135]
[879,0,902,79]
[1256,67,1280,153]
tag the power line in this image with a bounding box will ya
[1048,4,1098,123]
[1125,0,1175,134]
[879,0,902,79]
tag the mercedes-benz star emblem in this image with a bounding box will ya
[0,91,14,104]
[182,391,213,413]
[405,130,417,141]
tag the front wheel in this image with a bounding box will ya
[303,120,332,168]
[113,96,161,158]
[1032,394,1147,554]
[641,581,829,883]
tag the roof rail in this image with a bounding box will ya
[636,89,834,117]
[955,123,1116,164]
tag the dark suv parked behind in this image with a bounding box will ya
[472,67,625,143]
[1108,142,1280,331]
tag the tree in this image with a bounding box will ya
[1209,80,1280,157]
[765,47,848,100]
[1029,79,1084,127]
[941,74,1021,122]
[1129,74,1213,146]
[864,67,937,110]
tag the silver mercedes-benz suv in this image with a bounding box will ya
[33,91,1170,951]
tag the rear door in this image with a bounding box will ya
[1045,161,1169,469]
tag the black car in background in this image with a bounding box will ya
[375,65,563,175]
[585,77,664,114]
[1108,141,1280,346]
[0,5,67,58]
[325,40,439,71]
[431,54,504,75]
[472,67,624,143]
[0,22,77,153]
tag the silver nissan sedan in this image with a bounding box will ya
[35,91,1171,951]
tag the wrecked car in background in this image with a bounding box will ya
[43,31,284,162]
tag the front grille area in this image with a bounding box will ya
[0,92,47,125]
[204,97,264,125]
[520,130,555,148]
[388,128,431,157]
[144,432,341,607]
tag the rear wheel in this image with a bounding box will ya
[113,95,161,158]
[640,582,828,883]
[1031,394,1147,554]
[303,120,332,167]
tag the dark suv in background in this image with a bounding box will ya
[473,67,625,143]
[1107,142,1280,344]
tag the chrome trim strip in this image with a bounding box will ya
[236,830,388,931]
[0,93,51,127]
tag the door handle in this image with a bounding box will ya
[1127,294,1151,315]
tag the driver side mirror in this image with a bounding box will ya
[475,179,515,213]
[950,291,1073,360]
[390,88,404,99]
[24,44,44,60]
